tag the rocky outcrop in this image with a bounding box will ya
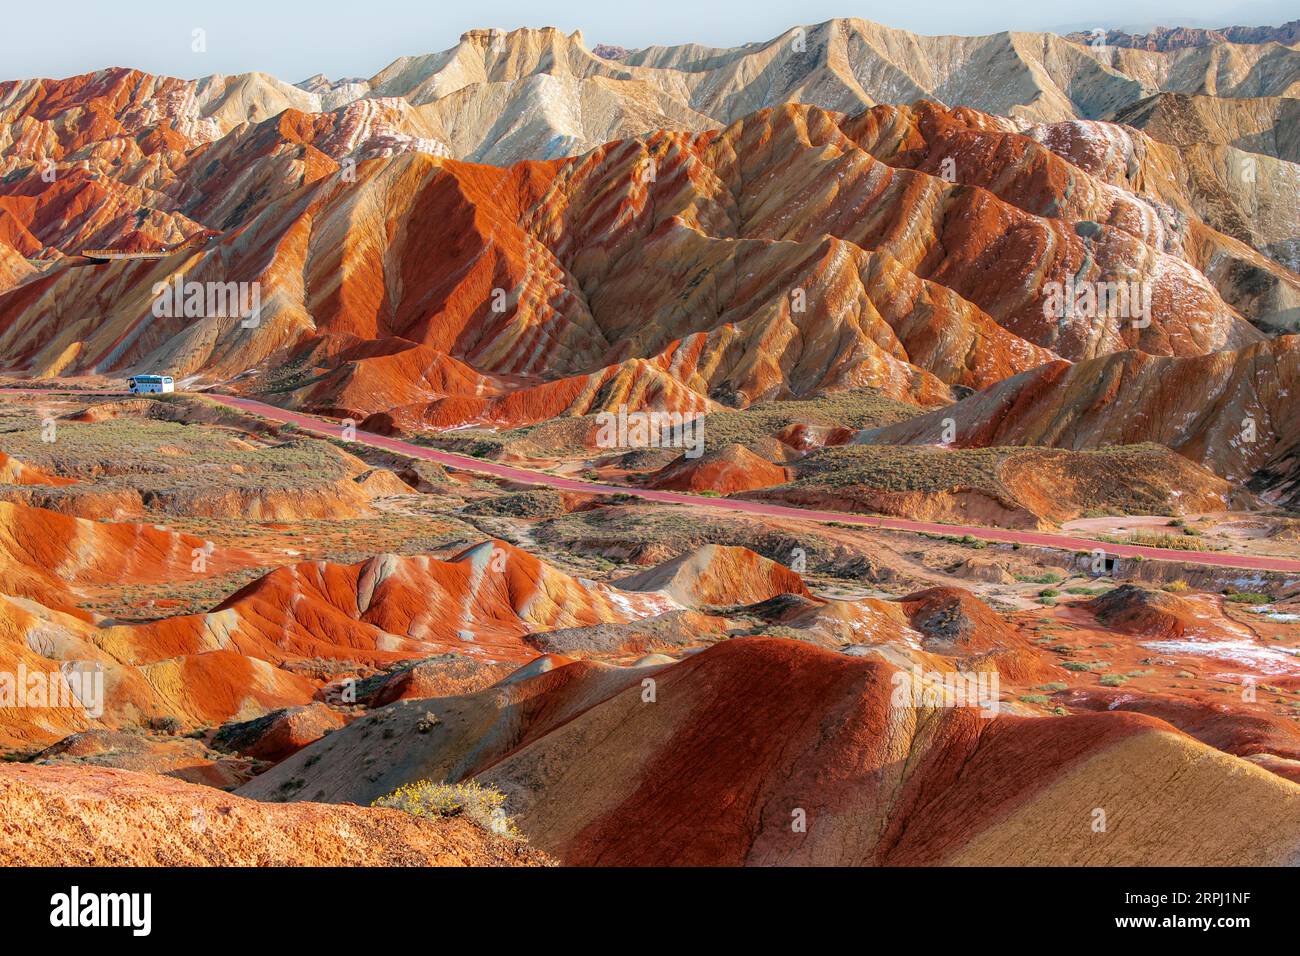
[1066,22,1300,51]
[612,544,810,607]
[1,101,1267,432]
[211,703,347,762]
[858,339,1300,487]
[0,508,683,746]
[238,638,1300,865]
[0,765,551,865]
[643,444,789,494]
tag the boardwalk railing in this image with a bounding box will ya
[79,234,211,261]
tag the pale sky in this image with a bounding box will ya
[4,0,1296,83]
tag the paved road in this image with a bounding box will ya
[7,387,1300,574]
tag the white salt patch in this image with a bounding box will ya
[1141,638,1300,675]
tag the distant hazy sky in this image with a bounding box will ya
[4,0,1296,82]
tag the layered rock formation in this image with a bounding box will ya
[0,501,685,746]
[1,17,1298,872]
[9,17,1296,186]
[2,99,1281,430]
[857,338,1300,488]
[240,637,1300,865]
[1066,22,1300,51]
[0,21,1293,442]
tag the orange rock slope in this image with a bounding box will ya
[241,637,1300,866]
[1,97,1281,433]
[859,338,1300,489]
[0,764,550,866]
[0,501,689,747]
[0,451,75,486]
[0,499,250,614]
[643,444,789,494]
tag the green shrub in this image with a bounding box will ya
[1017,572,1063,584]
[1099,531,1212,552]
[1062,661,1104,672]
[1226,592,1271,605]
[150,715,182,735]
[1099,674,1129,687]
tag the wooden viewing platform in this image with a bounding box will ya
[79,234,211,262]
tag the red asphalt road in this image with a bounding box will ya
[7,387,1300,574]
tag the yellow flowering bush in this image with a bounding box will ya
[372,779,522,839]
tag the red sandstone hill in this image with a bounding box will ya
[642,443,789,494]
[1083,584,1231,640]
[858,338,1300,489]
[1,96,1285,433]
[184,540,678,665]
[0,504,719,746]
[240,637,1300,865]
[0,451,75,486]
[0,499,253,615]
[611,544,811,607]
[0,535,676,729]
[847,101,1300,327]
[902,586,1025,653]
